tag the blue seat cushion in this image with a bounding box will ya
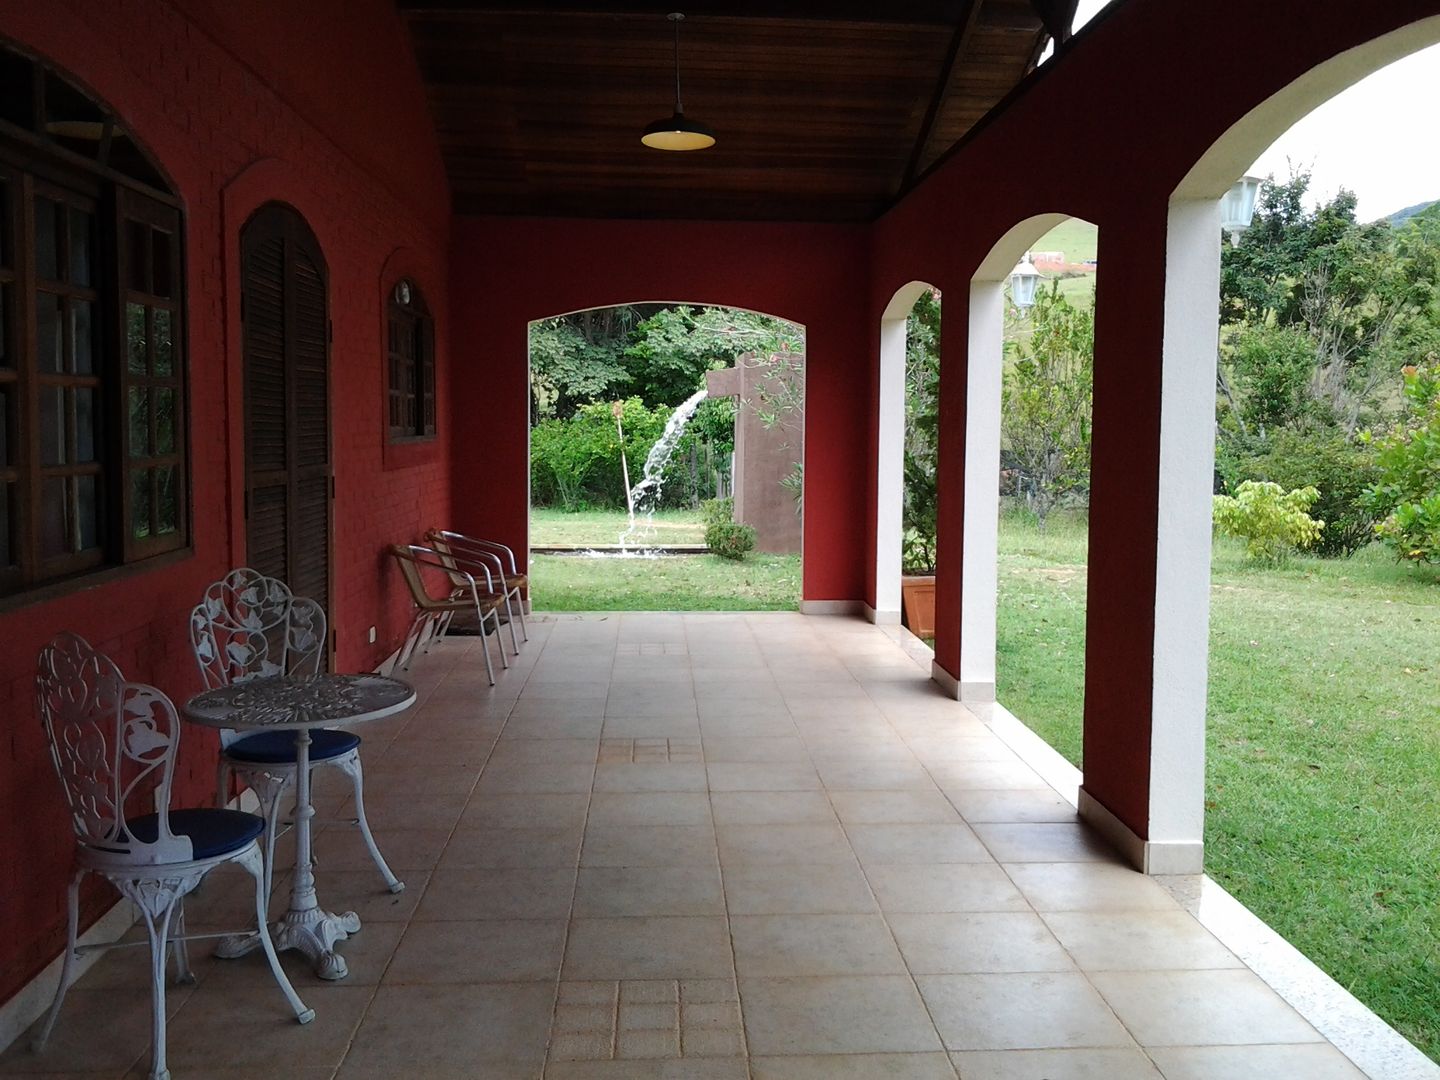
[224,728,361,765]
[127,809,265,859]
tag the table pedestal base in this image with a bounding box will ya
[215,906,362,980]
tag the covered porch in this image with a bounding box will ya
[0,615,1417,1078]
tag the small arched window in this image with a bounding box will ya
[386,279,435,443]
[0,42,187,600]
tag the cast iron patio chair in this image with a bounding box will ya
[34,632,312,1080]
[388,543,507,685]
[425,528,528,656]
[189,568,402,899]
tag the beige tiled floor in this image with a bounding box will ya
[1,613,1372,1079]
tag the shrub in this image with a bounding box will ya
[1364,360,1440,563]
[706,521,756,560]
[699,497,734,527]
[529,398,669,511]
[901,527,936,576]
[1238,430,1380,557]
[1213,480,1324,563]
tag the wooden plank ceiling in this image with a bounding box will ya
[398,1,1077,221]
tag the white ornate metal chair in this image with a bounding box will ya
[34,632,312,1080]
[425,528,528,656]
[189,568,402,898]
[388,543,507,684]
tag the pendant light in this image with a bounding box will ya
[642,12,715,151]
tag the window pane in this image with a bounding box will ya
[68,207,93,286]
[75,387,96,462]
[0,50,35,130]
[131,467,151,539]
[107,130,169,192]
[127,303,147,374]
[44,72,106,160]
[37,293,62,372]
[156,465,177,535]
[155,387,174,454]
[71,298,93,373]
[0,482,9,566]
[153,308,172,375]
[76,474,98,550]
[128,386,149,457]
[40,477,67,556]
[35,197,60,280]
[40,385,65,465]
[152,231,172,298]
[126,220,150,293]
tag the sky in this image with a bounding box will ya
[1066,0,1440,222]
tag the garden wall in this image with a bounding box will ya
[0,0,451,1007]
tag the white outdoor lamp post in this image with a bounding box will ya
[1009,252,1042,310]
[1220,174,1264,245]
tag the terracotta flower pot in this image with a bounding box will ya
[900,574,936,638]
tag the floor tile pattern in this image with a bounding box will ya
[0,613,1374,1079]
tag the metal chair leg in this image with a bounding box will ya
[494,608,511,670]
[476,610,496,686]
[513,586,530,642]
[236,846,314,1025]
[170,899,195,986]
[502,589,522,657]
[339,754,404,894]
[141,897,178,1080]
[32,869,82,1052]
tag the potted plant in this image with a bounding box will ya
[900,527,937,638]
[900,452,938,638]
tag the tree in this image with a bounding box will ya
[1364,359,1440,564]
[902,289,941,571]
[1002,282,1094,528]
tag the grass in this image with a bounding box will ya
[531,507,705,546]
[528,507,799,610]
[995,509,1440,1059]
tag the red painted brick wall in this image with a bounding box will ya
[446,217,872,606]
[0,0,451,1006]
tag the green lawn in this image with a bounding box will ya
[996,510,1440,1059]
[531,507,705,546]
[529,507,799,610]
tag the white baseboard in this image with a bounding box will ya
[1078,788,1204,875]
[930,661,960,699]
[799,600,865,616]
[960,680,996,703]
[863,604,901,626]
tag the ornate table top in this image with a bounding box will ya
[183,673,416,731]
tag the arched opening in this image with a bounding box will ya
[875,280,937,626]
[526,302,805,613]
[1159,15,1440,1056]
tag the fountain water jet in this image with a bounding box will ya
[620,386,709,551]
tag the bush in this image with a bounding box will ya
[699,497,734,527]
[1364,359,1440,563]
[706,521,756,560]
[1213,480,1324,563]
[530,398,669,511]
[1237,430,1380,557]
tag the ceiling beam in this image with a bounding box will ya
[1028,0,1079,45]
[396,0,972,24]
[901,0,982,189]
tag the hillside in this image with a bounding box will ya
[1386,199,1438,227]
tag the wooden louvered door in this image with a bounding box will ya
[240,205,332,656]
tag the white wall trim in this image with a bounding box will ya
[930,660,960,699]
[862,603,901,625]
[800,599,865,616]
[1079,788,1204,875]
[960,280,1003,694]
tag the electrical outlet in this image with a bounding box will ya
[367,626,377,644]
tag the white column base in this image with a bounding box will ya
[1079,788,1204,875]
[960,680,995,703]
[930,661,960,699]
[800,600,865,616]
[863,604,901,625]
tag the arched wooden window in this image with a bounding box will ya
[386,279,435,442]
[0,42,187,600]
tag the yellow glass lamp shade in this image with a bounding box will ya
[641,112,716,151]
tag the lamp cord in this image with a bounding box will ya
[673,13,684,114]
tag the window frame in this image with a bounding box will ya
[0,46,189,605]
[386,278,436,444]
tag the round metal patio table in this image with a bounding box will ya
[183,673,416,980]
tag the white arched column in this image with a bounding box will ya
[872,281,935,625]
[1123,12,1440,875]
[951,215,1068,702]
